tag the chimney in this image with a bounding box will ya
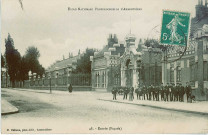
[196,0,203,19]
[78,49,80,55]
[69,53,71,58]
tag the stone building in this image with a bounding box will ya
[91,33,162,91]
[162,0,208,100]
[91,34,125,91]
[120,33,142,88]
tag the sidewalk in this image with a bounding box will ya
[99,95,208,115]
[1,98,19,115]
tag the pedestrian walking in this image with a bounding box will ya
[68,84,73,93]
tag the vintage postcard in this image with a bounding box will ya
[1,0,208,134]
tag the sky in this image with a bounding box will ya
[1,0,198,69]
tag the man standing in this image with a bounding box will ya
[179,83,185,102]
[123,87,128,100]
[175,83,180,101]
[185,82,191,102]
[148,85,152,100]
[112,87,117,100]
[171,83,176,101]
[135,86,142,100]
[68,84,73,93]
[169,83,173,101]
[142,86,146,100]
[160,83,165,101]
[164,83,169,101]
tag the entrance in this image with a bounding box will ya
[125,59,133,87]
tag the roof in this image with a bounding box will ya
[94,44,125,58]
[190,16,208,38]
[93,45,109,58]
[46,55,80,72]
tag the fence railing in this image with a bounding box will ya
[24,73,91,87]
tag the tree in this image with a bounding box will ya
[144,39,160,48]
[19,56,29,81]
[5,34,21,87]
[1,54,5,68]
[1,54,6,81]
[74,48,96,74]
[24,46,44,76]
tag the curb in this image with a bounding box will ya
[98,99,208,116]
[1,99,19,115]
[1,110,19,115]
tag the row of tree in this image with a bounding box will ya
[2,34,45,87]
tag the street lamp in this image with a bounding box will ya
[48,74,52,94]
[110,56,114,87]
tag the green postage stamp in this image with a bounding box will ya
[160,10,190,46]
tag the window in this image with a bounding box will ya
[102,72,105,88]
[114,72,120,85]
[170,64,174,83]
[176,67,181,82]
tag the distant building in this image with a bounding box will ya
[162,0,208,100]
[46,51,82,78]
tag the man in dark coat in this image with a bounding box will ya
[175,83,180,101]
[141,86,146,100]
[185,82,191,102]
[164,83,169,101]
[123,87,128,100]
[160,83,165,101]
[148,85,152,100]
[112,87,117,100]
[179,83,185,102]
[68,84,73,93]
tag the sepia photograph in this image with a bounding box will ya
[1,0,208,134]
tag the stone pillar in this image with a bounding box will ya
[194,26,208,101]
[196,39,205,100]
[162,51,167,85]
[174,61,177,85]
[132,69,137,88]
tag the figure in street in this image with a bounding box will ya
[68,84,73,93]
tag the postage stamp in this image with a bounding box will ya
[160,10,190,46]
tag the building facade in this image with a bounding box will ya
[162,0,208,100]
[91,34,125,91]
[91,34,162,91]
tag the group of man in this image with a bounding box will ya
[112,82,192,102]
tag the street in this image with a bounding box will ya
[1,88,208,134]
